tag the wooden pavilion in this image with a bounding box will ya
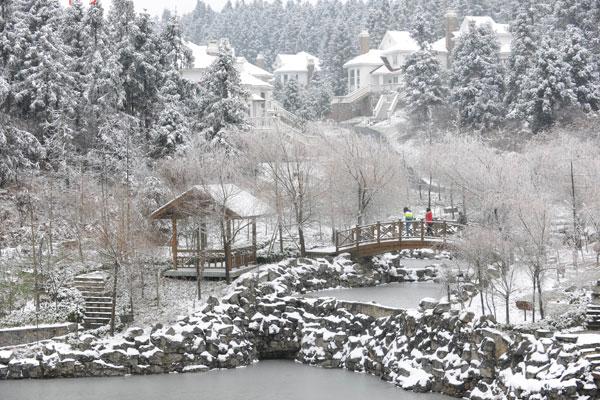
[150,184,271,279]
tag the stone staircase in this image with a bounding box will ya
[72,272,113,330]
[586,281,600,330]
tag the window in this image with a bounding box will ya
[260,92,266,99]
[283,74,288,84]
[393,55,398,66]
[349,69,355,89]
[356,70,360,87]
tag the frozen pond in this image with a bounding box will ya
[307,281,446,309]
[1,360,450,400]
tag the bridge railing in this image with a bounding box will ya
[335,220,463,252]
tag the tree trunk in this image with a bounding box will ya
[532,276,536,323]
[536,270,544,319]
[505,294,510,325]
[477,262,485,316]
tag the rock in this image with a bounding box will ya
[433,301,451,314]
[419,297,439,310]
[125,327,144,340]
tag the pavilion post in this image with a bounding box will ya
[225,218,232,283]
[171,218,178,270]
[252,217,257,263]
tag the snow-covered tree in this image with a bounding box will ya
[198,44,249,142]
[505,1,537,120]
[450,22,505,130]
[150,72,191,158]
[409,2,438,48]
[12,0,74,124]
[560,25,600,112]
[281,78,303,115]
[401,49,448,127]
[160,15,193,71]
[517,36,577,132]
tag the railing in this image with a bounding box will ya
[331,86,371,104]
[333,84,402,105]
[335,220,463,253]
[176,246,256,270]
[268,101,305,128]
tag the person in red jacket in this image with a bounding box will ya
[425,207,433,235]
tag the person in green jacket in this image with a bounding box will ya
[403,207,413,236]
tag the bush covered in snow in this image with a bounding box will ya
[1,288,84,328]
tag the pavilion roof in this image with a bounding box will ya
[150,184,271,220]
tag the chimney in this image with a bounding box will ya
[256,53,265,70]
[445,10,459,54]
[307,58,315,86]
[359,30,370,55]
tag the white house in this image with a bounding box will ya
[341,12,512,95]
[272,51,320,87]
[180,40,274,118]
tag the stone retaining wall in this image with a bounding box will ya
[0,323,78,348]
[2,255,593,399]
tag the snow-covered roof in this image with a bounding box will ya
[240,71,272,88]
[237,57,273,79]
[379,31,420,53]
[371,64,402,76]
[431,37,449,54]
[185,41,217,69]
[458,16,509,35]
[150,184,272,220]
[343,49,384,68]
[182,41,273,88]
[204,184,271,218]
[273,51,320,73]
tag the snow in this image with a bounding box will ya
[273,52,320,73]
[379,31,420,53]
[343,49,384,68]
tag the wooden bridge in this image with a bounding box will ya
[310,220,463,257]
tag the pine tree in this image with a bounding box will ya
[82,0,124,150]
[303,71,332,120]
[450,22,505,130]
[401,49,448,126]
[160,15,193,71]
[561,25,600,112]
[198,44,249,141]
[61,0,87,128]
[281,78,303,114]
[518,35,577,132]
[505,1,537,120]
[409,2,438,48]
[150,71,191,158]
[322,16,357,95]
[366,0,394,45]
[12,0,74,124]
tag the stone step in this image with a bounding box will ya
[74,281,105,288]
[81,292,111,299]
[587,304,600,309]
[83,316,111,324]
[86,306,113,312]
[85,310,112,317]
[84,322,108,329]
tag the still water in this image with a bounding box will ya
[307,281,446,309]
[1,360,449,400]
